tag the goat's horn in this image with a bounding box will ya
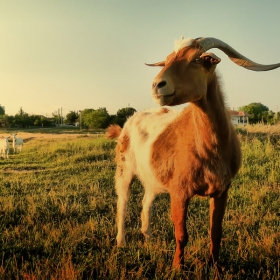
[196,37,280,71]
[145,61,165,67]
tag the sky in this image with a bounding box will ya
[1,0,280,117]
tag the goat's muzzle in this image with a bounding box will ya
[152,78,176,106]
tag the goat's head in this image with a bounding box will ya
[147,37,280,106]
[2,136,9,143]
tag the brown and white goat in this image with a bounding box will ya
[106,37,280,269]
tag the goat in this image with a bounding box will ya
[0,137,10,158]
[11,133,23,153]
[106,37,280,270]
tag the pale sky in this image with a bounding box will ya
[1,1,280,117]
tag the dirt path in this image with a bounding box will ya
[0,132,102,141]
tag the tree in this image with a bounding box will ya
[2,115,15,127]
[0,106,5,115]
[52,113,64,126]
[275,112,280,124]
[263,110,275,125]
[238,102,270,124]
[65,111,79,125]
[114,107,137,127]
[30,114,53,127]
[117,107,136,119]
[80,109,94,128]
[82,108,110,129]
[14,108,32,127]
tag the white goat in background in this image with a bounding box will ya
[0,137,10,158]
[11,133,23,153]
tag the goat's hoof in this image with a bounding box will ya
[207,261,224,280]
[141,230,152,241]
[116,238,127,247]
[172,259,184,270]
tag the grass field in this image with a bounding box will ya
[0,127,279,279]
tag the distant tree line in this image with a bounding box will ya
[238,102,280,125]
[0,107,54,128]
[64,107,137,129]
[0,106,136,129]
[1,101,279,128]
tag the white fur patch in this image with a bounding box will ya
[174,36,194,53]
[120,108,182,193]
[114,108,182,246]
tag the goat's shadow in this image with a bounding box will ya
[22,137,35,143]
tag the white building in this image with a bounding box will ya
[230,110,249,126]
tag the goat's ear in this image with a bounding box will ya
[200,52,221,65]
[145,61,165,67]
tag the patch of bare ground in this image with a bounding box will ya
[2,168,46,174]
[0,132,104,141]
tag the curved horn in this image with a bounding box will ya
[145,61,165,67]
[196,37,280,71]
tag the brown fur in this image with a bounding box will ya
[107,39,242,273]
[148,42,242,270]
[105,124,122,139]
[151,76,241,198]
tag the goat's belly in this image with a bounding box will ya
[189,170,231,197]
[136,163,169,194]
[194,183,228,197]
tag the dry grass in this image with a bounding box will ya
[241,124,280,134]
[0,128,279,279]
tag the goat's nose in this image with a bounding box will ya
[153,80,167,89]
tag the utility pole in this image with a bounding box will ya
[79,110,82,130]
[57,107,63,125]
[58,108,60,126]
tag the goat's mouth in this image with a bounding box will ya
[153,91,176,106]
[163,92,175,97]
[154,91,175,98]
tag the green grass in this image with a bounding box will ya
[0,129,279,279]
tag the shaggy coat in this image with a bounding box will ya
[107,88,241,269]
[106,36,279,270]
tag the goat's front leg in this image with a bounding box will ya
[170,194,190,269]
[115,167,134,247]
[141,191,156,240]
[209,189,228,267]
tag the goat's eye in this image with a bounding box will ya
[195,58,203,64]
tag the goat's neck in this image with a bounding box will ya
[192,73,231,140]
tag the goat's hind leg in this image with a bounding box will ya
[115,166,134,247]
[141,191,156,241]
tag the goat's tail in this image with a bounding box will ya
[106,124,122,139]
